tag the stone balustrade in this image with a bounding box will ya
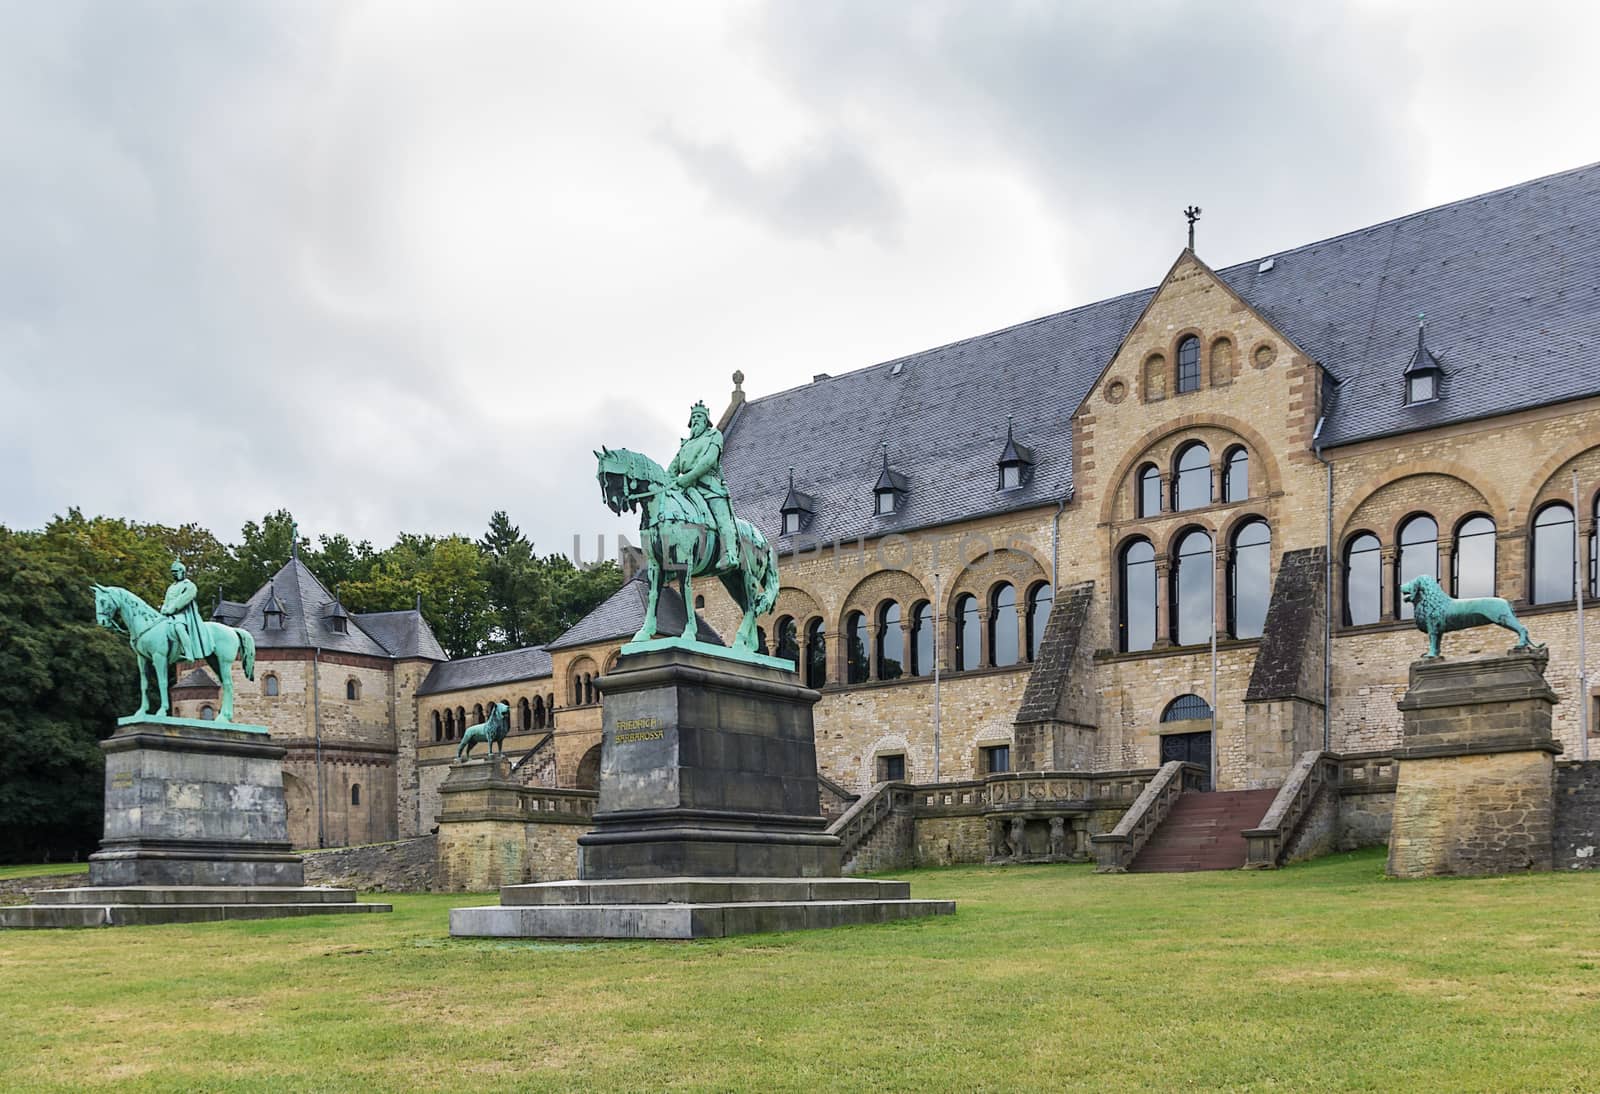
[1243,750,1341,868]
[1090,761,1206,872]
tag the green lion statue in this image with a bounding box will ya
[456,701,510,762]
[1399,574,1543,659]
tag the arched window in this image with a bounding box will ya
[1162,694,1213,722]
[199,704,215,720]
[433,711,442,742]
[533,695,545,730]
[1228,520,1271,639]
[474,703,485,724]
[775,616,799,665]
[1452,515,1497,599]
[444,709,455,740]
[547,694,556,726]
[910,601,933,676]
[1344,533,1381,626]
[1118,539,1157,653]
[1137,464,1161,518]
[1592,494,1599,599]
[845,611,869,684]
[804,617,827,689]
[1396,515,1438,620]
[1532,502,1576,604]
[1173,443,1212,511]
[1171,529,1214,646]
[346,678,360,701]
[1223,446,1249,504]
[1175,335,1201,393]
[519,697,531,732]
[584,674,595,706]
[263,674,280,697]
[954,594,980,671]
[1026,582,1053,662]
[756,626,768,656]
[574,675,584,706]
[989,584,1018,667]
[350,784,361,807]
[876,602,903,681]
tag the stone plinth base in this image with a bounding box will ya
[0,885,389,929]
[450,876,953,939]
[1387,649,1560,878]
[90,719,304,887]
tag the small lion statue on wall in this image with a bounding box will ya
[456,701,511,762]
[1399,574,1543,659]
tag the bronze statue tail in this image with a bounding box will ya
[238,627,256,681]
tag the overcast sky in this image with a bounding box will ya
[4,1,1598,559]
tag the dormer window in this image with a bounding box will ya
[778,467,814,536]
[262,582,286,631]
[873,445,908,517]
[996,415,1034,492]
[1403,319,1443,405]
[325,591,350,635]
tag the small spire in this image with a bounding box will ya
[788,466,795,489]
[290,521,299,562]
[881,441,890,470]
[1184,205,1202,250]
[415,590,422,612]
[1005,414,1015,441]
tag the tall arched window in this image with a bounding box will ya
[1173,443,1212,512]
[1171,529,1214,646]
[1118,539,1156,653]
[519,698,532,732]
[346,678,360,701]
[1175,335,1201,393]
[474,703,485,724]
[263,674,280,697]
[845,611,869,684]
[775,616,799,665]
[1396,515,1438,620]
[1137,464,1161,518]
[805,618,827,689]
[350,784,361,807]
[574,676,584,706]
[533,695,545,730]
[433,711,442,742]
[989,583,1018,667]
[954,594,980,671]
[910,601,932,676]
[1532,502,1575,604]
[756,627,768,656]
[457,707,466,733]
[1223,446,1249,504]
[444,709,455,740]
[1592,494,1599,598]
[1026,582,1053,662]
[876,602,903,680]
[1452,515,1497,599]
[584,674,595,706]
[1228,519,1271,639]
[1344,533,1381,626]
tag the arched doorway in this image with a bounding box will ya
[1159,694,1214,790]
[575,744,602,791]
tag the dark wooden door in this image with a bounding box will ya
[1160,731,1212,790]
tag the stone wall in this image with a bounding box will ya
[913,814,987,866]
[301,836,437,892]
[1554,760,1600,870]
[1388,751,1555,877]
[1338,789,1394,850]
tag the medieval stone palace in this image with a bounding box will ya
[172,162,1600,851]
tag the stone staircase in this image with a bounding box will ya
[510,732,558,788]
[828,782,915,875]
[1129,789,1279,873]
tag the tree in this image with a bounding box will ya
[343,535,490,659]
[542,554,624,642]
[479,511,541,651]
[220,510,309,599]
[308,533,378,593]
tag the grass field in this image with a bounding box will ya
[0,862,90,881]
[2,849,1597,1092]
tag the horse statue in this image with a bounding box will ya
[92,584,257,722]
[593,446,780,656]
[1399,574,1543,659]
[456,701,510,761]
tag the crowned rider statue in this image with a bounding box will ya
[669,401,740,570]
[160,560,215,662]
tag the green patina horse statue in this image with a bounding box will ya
[1399,574,1543,659]
[593,446,780,656]
[456,701,510,761]
[92,584,257,721]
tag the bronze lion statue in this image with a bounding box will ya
[456,701,511,761]
[1399,574,1541,659]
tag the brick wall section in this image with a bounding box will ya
[301,836,437,892]
[913,814,988,866]
[1554,760,1600,870]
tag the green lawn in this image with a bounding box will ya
[0,862,89,881]
[2,850,1597,1092]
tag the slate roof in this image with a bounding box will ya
[355,610,448,662]
[211,599,249,626]
[418,645,552,696]
[723,161,1600,546]
[174,666,219,690]
[545,569,722,651]
[235,558,446,660]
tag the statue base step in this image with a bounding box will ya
[450,876,953,939]
[0,885,390,929]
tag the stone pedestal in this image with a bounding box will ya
[1386,650,1561,878]
[1,719,389,928]
[451,643,952,938]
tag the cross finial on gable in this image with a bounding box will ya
[1184,206,1202,250]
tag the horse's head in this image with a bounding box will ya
[595,446,645,516]
[90,584,120,630]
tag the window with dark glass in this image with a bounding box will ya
[1026,583,1053,662]
[910,601,933,676]
[775,616,799,664]
[954,594,980,671]
[351,784,361,806]
[1173,443,1212,511]
[877,754,906,782]
[989,583,1018,667]
[1171,529,1215,646]
[845,611,869,684]
[1176,335,1201,393]
[346,678,360,700]
[1344,533,1381,625]
[876,602,903,680]
[1396,515,1438,620]
[433,711,442,741]
[263,674,280,697]
[1591,496,1599,598]
[982,744,1011,774]
[199,704,215,720]
[1137,464,1161,518]
[1532,503,1575,604]
[1223,446,1249,503]
[1452,515,1497,599]
[1162,694,1213,722]
[805,618,827,688]
[1228,520,1271,639]
[1119,539,1157,653]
